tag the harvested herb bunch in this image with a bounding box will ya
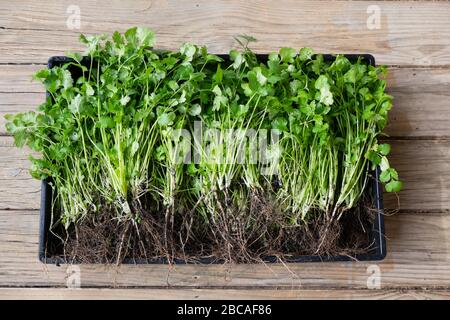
[6,27,402,263]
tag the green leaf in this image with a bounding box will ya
[213,95,228,111]
[229,50,243,69]
[380,156,390,171]
[268,75,282,84]
[131,141,139,156]
[315,75,333,106]
[120,95,130,106]
[299,47,314,61]
[98,116,115,128]
[247,71,259,91]
[271,117,288,132]
[124,27,137,43]
[279,47,296,63]
[13,130,27,148]
[67,52,83,64]
[212,85,222,96]
[33,68,50,82]
[61,69,73,90]
[188,104,202,116]
[136,27,154,47]
[168,80,179,91]
[363,103,376,120]
[187,163,197,176]
[344,68,356,83]
[112,31,124,46]
[214,64,223,84]
[359,87,372,100]
[379,170,391,183]
[85,83,94,96]
[180,43,196,61]
[241,83,253,96]
[314,75,329,91]
[205,53,222,63]
[377,143,391,156]
[268,52,279,62]
[69,94,82,113]
[157,112,176,127]
[366,150,381,165]
[254,67,267,86]
[388,168,399,180]
[233,104,249,116]
[344,64,366,84]
[385,180,403,193]
[311,55,323,74]
[290,80,301,94]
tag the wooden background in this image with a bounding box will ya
[1,0,450,300]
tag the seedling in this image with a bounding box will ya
[5,27,401,263]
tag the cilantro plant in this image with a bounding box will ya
[5,27,402,261]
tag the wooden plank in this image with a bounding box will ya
[383,139,450,211]
[0,65,43,93]
[0,210,448,288]
[0,93,43,137]
[0,65,44,136]
[1,1,450,65]
[0,136,448,211]
[385,67,450,138]
[0,288,449,300]
[1,65,450,137]
[0,137,40,210]
[0,0,448,296]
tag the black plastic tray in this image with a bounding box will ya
[39,53,386,264]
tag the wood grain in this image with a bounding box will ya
[384,140,450,212]
[2,66,450,137]
[1,1,450,65]
[0,0,449,297]
[0,137,39,210]
[383,139,450,211]
[0,288,449,300]
[385,67,450,138]
[0,65,43,93]
[0,209,448,288]
[0,135,448,211]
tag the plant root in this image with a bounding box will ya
[58,191,376,264]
